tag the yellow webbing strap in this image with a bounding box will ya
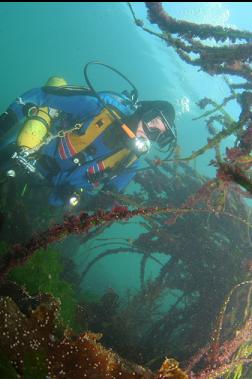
[102,148,138,171]
[66,108,138,171]
[67,109,117,154]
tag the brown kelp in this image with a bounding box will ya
[76,161,252,376]
[128,2,252,167]
[2,3,252,379]
[132,3,252,81]
[2,158,252,377]
[0,287,188,378]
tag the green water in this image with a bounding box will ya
[0,2,249,296]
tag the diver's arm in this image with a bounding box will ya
[48,166,95,206]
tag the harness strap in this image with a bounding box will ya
[66,108,116,154]
[59,107,138,173]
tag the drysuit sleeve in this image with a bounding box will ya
[47,165,95,206]
[47,159,140,207]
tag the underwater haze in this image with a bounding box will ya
[1,2,252,378]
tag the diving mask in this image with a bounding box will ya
[142,108,176,148]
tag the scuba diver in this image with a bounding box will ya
[0,62,177,208]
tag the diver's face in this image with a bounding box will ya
[136,118,166,142]
[146,117,166,134]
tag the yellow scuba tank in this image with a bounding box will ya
[17,106,52,149]
[17,76,67,149]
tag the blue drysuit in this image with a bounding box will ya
[7,87,140,206]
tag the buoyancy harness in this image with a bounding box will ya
[78,61,143,181]
[61,107,141,183]
[15,97,141,181]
